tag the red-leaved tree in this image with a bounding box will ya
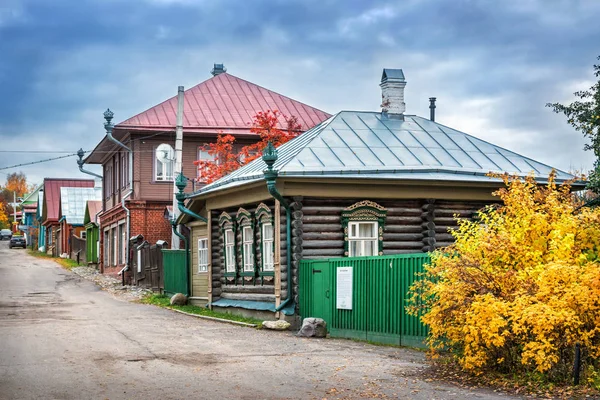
[194,110,302,184]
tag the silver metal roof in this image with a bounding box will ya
[194,111,576,197]
[60,187,102,225]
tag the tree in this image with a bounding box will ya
[194,110,302,184]
[547,55,600,193]
[407,173,600,381]
[0,172,34,230]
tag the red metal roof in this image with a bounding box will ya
[116,73,331,133]
[42,179,94,224]
[85,200,102,225]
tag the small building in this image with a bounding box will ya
[178,68,578,322]
[19,185,42,247]
[39,178,95,256]
[57,187,102,258]
[84,200,102,266]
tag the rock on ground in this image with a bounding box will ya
[170,293,187,306]
[297,317,327,338]
[262,320,291,330]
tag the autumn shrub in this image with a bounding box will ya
[407,172,600,382]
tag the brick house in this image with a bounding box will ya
[84,64,330,277]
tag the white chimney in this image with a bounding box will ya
[380,68,406,116]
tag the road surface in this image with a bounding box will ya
[0,240,517,399]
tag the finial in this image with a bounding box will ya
[262,141,278,172]
[77,148,84,167]
[103,108,114,124]
[175,172,187,202]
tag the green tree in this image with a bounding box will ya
[547,55,600,193]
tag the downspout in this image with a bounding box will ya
[104,109,133,285]
[262,142,293,313]
[76,148,102,179]
[173,173,207,297]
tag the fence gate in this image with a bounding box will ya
[299,253,430,348]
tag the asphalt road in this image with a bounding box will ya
[0,240,518,400]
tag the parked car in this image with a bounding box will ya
[0,229,12,240]
[9,235,26,249]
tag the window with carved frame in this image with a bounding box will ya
[236,208,255,282]
[255,203,275,280]
[341,200,387,257]
[219,212,236,279]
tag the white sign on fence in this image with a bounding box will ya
[336,266,353,310]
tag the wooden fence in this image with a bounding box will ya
[131,241,164,292]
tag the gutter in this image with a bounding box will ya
[76,148,102,179]
[262,142,294,313]
[104,109,134,285]
[173,173,207,297]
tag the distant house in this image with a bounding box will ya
[177,68,581,321]
[19,185,42,247]
[39,178,95,256]
[83,63,331,277]
[84,200,102,267]
[57,187,102,258]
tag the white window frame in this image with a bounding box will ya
[80,231,87,239]
[348,221,378,257]
[262,223,274,272]
[155,149,174,182]
[242,226,254,272]
[224,228,235,273]
[198,238,208,273]
[197,148,216,181]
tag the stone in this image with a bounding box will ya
[170,293,188,306]
[297,317,327,338]
[262,320,291,331]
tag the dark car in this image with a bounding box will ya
[9,235,26,249]
[0,229,12,240]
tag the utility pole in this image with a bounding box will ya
[171,86,184,249]
[13,192,17,232]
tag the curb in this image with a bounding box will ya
[168,308,258,327]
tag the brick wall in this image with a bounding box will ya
[99,200,172,277]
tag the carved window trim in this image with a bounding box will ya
[236,208,255,281]
[219,212,236,279]
[255,203,275,278]
[341,200,387,257]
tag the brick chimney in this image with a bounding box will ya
[380,69,406,117]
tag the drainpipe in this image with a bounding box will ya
[262,142,293,313]
[173,173,207,297]
[76,148,102,179]
[104,109,133,285]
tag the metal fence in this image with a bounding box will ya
[299,253,430,348]
[162,249,187,297]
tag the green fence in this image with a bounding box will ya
[299,253,430,348]
[162,249,188,297]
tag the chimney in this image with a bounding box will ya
[429,97,436,122]
[380,68,406,118]
[211,63,227,76]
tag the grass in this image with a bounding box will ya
[140,293,264,327]
[27,249,83,270]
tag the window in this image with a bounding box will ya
[341,200,388,257]
[262,223,274,271]
[114,156,119,192]
[197,149,216,182]
[112,228,117,266]
[242,226,254,272]
[224,229,235,273]
[117,225,123,265]
[103,230,109,266]
[80,231,87,239]
[155,146,174,181]
[121,153,127,188]
[348,221,378,257]
[198,238,208,273]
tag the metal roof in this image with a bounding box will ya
[193,111,576,197]
[41,179,95,224]
[116,72,331,132]
[20,185,41,206]
[381,69,405,82]
[59,187,102,226]
[84,200,103,226]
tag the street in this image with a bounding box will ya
[0,241,516,400]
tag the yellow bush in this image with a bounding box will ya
[408,172,600,380]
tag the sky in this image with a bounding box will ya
[0,0,599,186]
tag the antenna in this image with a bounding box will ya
[155,144,175,163]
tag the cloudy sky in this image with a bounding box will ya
[0,0,598,186]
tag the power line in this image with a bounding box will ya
[0,153,78,171]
